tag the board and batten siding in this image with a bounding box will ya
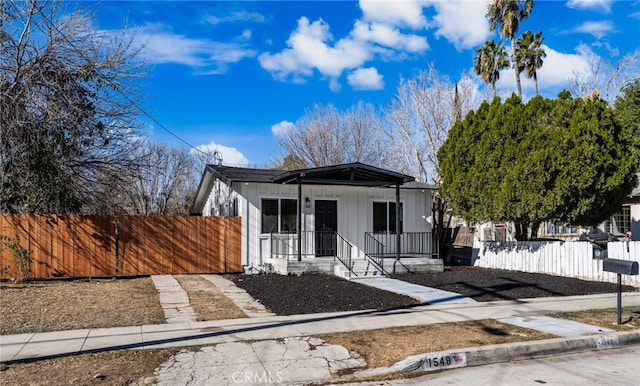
[202,180,432,268]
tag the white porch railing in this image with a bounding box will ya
[473,240,640,285]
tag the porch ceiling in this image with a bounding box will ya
[272,162,415,187]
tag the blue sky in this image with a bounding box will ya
[91,0,640,166]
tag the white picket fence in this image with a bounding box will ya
[473,240,640,286]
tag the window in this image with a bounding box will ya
[608,206,630,235]
[373,202,403,233]
[545,222,577,235]
[280,199,297,233]
[261,198,297,233]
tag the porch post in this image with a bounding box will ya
[396,183,400,261]
[297,176,302,262]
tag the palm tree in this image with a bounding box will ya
[517,30,546,96]
[474,40,510,97]
[487,0,534,99]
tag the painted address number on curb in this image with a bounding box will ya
[421,353,467,371]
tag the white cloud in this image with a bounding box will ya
[239,29,252,41]
[429,0,491,50]
[203,11,266,24]
[359,0,427,29]
[571,20,616,39]
[134,24,255,73]
[271,121,295,137]
[352,21,428,52]
[258,17,371,84]
[567,0,613,13]
[195,141,249,166]
[495,44,591,97]
[347,67,384,90]
[260,0,496,90]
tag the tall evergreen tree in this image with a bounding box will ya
[438,94,637,240]
[613,79,640,170]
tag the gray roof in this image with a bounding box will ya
[208,165,281,183]
[209,162,417,187]
[191,162,430,214]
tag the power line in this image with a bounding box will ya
[13,0,223,165]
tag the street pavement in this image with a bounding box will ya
[343,345,640,385]
[1,275,639,385]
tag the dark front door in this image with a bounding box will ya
[315,200,337,256]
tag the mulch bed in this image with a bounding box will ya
[393,266,637,302]
[230,273,420,315]
[229,267,637,316]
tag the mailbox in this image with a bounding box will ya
[603,258,639,325]
[603,258,639,275]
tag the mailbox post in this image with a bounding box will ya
[602,258,639,324]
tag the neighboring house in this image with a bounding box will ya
[540,173,640,241]
[191,162,440,276]
[469,172,640,242]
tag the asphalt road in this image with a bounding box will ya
[346,345,640,386]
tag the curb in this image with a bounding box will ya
[351,330,640,379]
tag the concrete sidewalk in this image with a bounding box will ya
[2,293,639,359]
[1,277,639,385]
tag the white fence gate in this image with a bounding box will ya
[473,240,640,286]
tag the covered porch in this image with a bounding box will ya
[265,230,440,277]
[256,163,442,277]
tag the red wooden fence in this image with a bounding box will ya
[0,214,242,279]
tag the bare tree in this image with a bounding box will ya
[0,0,147,213]
[384,64,481,185]
[569,49,640,103]
[274,102,389,168]
[384,65,482,258]
[92,143,199,215]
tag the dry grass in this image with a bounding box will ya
[173,275,247,321]
[0,278,165,335]
[318,319,556,368]
[0,348,181,386]
[550,306,640,331]
[1,276,638,385]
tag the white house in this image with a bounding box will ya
[191,162,441,276]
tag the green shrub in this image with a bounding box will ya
[1,234,33,282]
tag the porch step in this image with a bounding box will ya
[334,258,384,279]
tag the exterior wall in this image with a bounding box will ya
[631,202,640,241]
[201,179,433,269]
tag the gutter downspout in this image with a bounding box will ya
[297,176,302,262]
[396,183,401,263]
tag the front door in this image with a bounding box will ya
[315,200,337,256]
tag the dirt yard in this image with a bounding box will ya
[1,270,638,385]
[0,278,165,335]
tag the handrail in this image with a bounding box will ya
[364,232,433,257]
[270,231,315,260]
[335,232,356,277]
[364,232,389,275]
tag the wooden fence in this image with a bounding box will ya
[473,240,640,286]
[0,214,242,279]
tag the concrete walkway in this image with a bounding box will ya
[351,277,477,304]
[2,276,639,385]
[151,275,197,324]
